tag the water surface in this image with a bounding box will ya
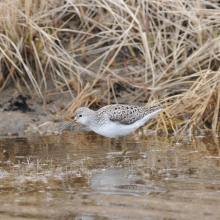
[0,130,220,219]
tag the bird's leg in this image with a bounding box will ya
[120,136,127,155]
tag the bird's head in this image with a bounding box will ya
[73,107,91,126]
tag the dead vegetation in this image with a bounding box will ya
[0,0,220,134]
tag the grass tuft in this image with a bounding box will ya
[1,0,220,133]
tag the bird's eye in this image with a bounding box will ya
[79,114,82,117]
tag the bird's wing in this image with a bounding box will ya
[105,105,144,125]
[107,104,162,125]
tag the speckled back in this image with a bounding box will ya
[96,104,162,125]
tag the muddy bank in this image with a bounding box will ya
[0,84,74,132]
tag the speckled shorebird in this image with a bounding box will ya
[59,104,163,153]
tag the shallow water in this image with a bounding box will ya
[0,130,220,219]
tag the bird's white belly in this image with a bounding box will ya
[91,121,136,138]
[89,109,162,138]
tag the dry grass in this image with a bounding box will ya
[1,0,220,133]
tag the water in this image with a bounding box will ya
[0,130,220,219]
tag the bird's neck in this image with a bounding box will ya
[85,109,97,127]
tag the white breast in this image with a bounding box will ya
[90,108,163,138]
[91,121,135,138]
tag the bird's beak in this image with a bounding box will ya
[59,118,76,134]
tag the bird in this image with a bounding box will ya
[59,104,163,154]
